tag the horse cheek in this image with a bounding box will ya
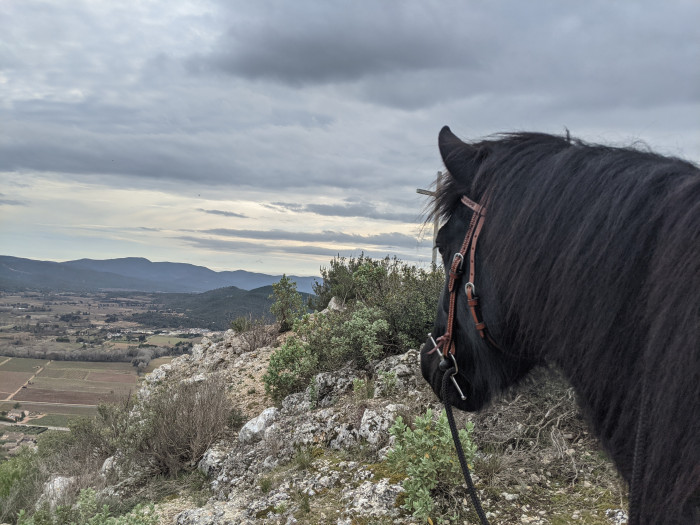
[420,340,444,401]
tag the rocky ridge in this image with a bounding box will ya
[128,330,628,524]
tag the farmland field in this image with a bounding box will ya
[0,371,34,396]
[13,388,119,405]
[145,356,175,373]
[45,360,134,371]
[0,357,49,372]
[0,401,97,416]
[1,355,140,425]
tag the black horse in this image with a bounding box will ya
[420,126,699,524]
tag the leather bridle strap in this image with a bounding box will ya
[433,194,501,359]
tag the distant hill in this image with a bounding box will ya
[130,285,311,331]
[0,256,319,294]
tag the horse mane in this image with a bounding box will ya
[432,132,700,522]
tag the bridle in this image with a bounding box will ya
[428,193,501,398]
[427,192,497,525]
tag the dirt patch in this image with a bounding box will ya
[13,388,118,405]
[38,368,88,380]
[0,371,33,393]
[87,371,139,383]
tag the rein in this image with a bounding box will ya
[428,193,496,525]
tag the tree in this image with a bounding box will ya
[269,274,305,332]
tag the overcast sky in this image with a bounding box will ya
[1,0,698,276]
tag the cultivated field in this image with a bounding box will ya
[0,356,139,425]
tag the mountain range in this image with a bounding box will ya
[0,256,319,294]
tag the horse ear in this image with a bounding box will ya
[438,126,485,185]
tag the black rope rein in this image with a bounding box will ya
[442,368,491,525]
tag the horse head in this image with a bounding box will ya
[420,126,537,412]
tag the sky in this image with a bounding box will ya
[1,0,699,277]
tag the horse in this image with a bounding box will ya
[420,126,699,524]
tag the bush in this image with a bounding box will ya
[269,275,305,332]
[311,255,444,351]
[0,448,45,523]
[233,314,277,352]
[295,305,388,371]
[129,374,234,477]
[387,408,476,520]
[262,337,318,402]
[17,488,158,525]
[329,304,389,367]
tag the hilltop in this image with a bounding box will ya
[0,256,629,524]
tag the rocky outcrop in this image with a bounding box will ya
[114,329,429,524]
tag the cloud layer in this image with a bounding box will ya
[1,0,698,274]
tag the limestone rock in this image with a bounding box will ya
[373,349,420,397]
[358,404,406,449]
[308,366,360,407]
[341,478,404,518]
[36,476,75,512]
[198,442,230,478]
[239,407,278,444]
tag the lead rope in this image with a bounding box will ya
[628,370,648,525]
[442,369,491,525]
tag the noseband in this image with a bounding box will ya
[430,194,501,366]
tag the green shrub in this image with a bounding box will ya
[352,377,375,401]
[311,255,444,352]
[231,315,253,333]
[0,448,45,523]
[387,409,476,520]
[295,305,389,371]
[377,371,398,397]
[16,488,158,525]
[330,304,389,367]
[269,275,306,332]
[263,337,318,402]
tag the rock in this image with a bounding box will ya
[329,423,358,450]
[358,404,406,449]
[326,297,345,312]
[373,349,420,397]
[175,501,244,524]
[36,476,75,512]
[281,392,311,414]
[308,366,360,407]
[191,338,212,361]
[145,363,171,384]
[605,509,629,524]
[198,442,230,478]
[239,407,278,444]
[100,455,123,481]
[183,373,207,384]
[341,478,404,518]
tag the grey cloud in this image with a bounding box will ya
[196,1,699,113]
[0,199,26,206]
[0,193,26,206]
[177,235,414,260]
[270,200,420,223]
[198,208,247,218]
[196,1,480,86]
[200,228,421,249]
